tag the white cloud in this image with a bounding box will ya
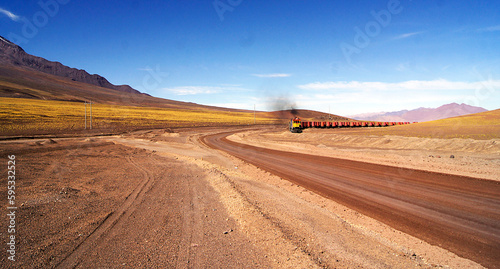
[219,83,243,87]
[251,73,291,78]
[393,31,425,40]
[161,84,250,96]
[297,79,500,91]
[294,79,500,115]
[162,86,223,95]
[206,103,254,110]
[396,63,409,72]
[0,7,20,22]
[477,25,500,32]
[287,91,474,116]
[441,65,452,71]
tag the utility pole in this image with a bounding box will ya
[85,101,87,129]
[84,101,93,129]
[254,104,256,124]
[90,100,92,130]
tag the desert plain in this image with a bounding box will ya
[1,111,499,268]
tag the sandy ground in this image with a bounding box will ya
[1,126,493,268]
[228,127,500,182]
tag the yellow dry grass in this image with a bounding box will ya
[0,97,276,135]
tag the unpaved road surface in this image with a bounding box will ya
[1,137,269,268]
[1,126,497,268]
[202,131,500,268]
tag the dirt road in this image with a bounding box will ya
[1,137,271,268]
[1,127,495,268]
[201,131,500,268]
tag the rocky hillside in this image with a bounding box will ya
[0,35,140,94]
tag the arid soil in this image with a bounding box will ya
[1,126,496,268]
[229,127,500,181]
[205,130,500,267]
[1,136,271,268]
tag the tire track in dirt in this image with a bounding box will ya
[56,155,155,268]
[107,133,321,268]
[174,165,200,268]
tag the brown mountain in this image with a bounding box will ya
[0,36,336,120]
[0,35,241,111]
[0,35,140,94]
[351,103,488,122]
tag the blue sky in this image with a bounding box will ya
[1,0,499,115]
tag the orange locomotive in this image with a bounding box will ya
[289,117,302,133]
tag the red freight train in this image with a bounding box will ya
[290,118,412,133]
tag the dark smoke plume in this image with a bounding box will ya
[267,94,299,119]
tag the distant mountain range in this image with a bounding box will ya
[350,103,488,122]
[0,35,230,111]
[1,36,488,122]
[0,36,335,120]
[0,35,140,94]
